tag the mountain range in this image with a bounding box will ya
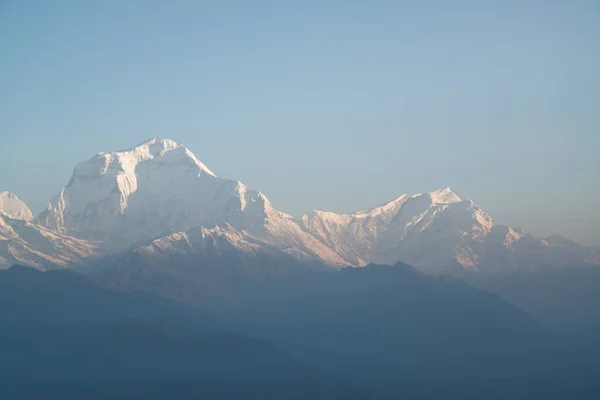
[1,137,598,275]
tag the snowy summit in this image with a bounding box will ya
[0,192,34,222]
[36,138,344,264]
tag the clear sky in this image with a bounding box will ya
[1,1,599,245]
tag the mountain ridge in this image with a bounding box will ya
[1,137,597,274]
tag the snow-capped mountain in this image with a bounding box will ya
[299,187,473,269]
[299,187,599,273]
[37,138,346,265]
[0,192,33,222]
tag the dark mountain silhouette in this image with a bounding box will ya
[461,265,600,333]
[218,263,575,399]
[4,258,600,399]
[87,252,600,399]
[0,266,363,400]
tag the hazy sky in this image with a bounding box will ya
[1,1,599,245]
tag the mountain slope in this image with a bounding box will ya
[0,211,97,270]
[93,225,334,307]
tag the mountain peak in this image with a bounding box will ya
[427,186,461,204]
[0,191,33,221]
[38,138,300,254]
[128,137,183,155]
[85,137,216,179]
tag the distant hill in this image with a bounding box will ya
[0,266,362,400]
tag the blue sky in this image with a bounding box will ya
[1,0,599,245]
